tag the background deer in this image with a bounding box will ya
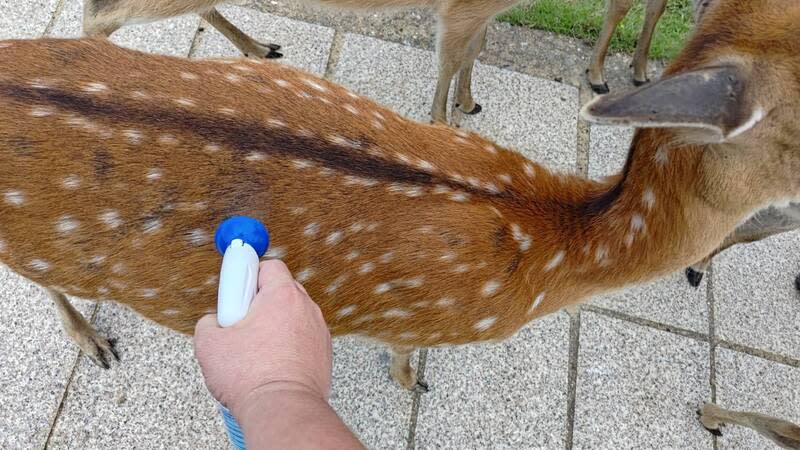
[698,402,800,449]
[685,202,800,288]
[1,0,799,391]
[83,0,699,122]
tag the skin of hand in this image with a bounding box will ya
[194,259,334,414]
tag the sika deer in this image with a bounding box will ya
[81,0,517,123]
[587,0,710,94]
[698,403,800,449]
[684,202,800,288]
[0,0,799,391]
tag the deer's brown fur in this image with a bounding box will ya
[0,0,799,389]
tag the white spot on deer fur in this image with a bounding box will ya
[511,224,532,251]
[328,135,361,149]
[174,98,196,107]
[246,152,266,162]
[624,233,635,248]
[404,187,423,197]
[326,231,343,245]
[453,137,469,145]
[130,90,149,99]
[434,185,451,195]
[62,175,81,189]
[304,223,319,236]
[180,72,198,80]
[378,251,395,263]
[343,176,378,187]
[0,238,6,253]
[654,147,669,166]
[481,280,501,297]
[529,292,545,313]
[225,73,242,83]
[205,275,219,286]
[146,168,163,181]
[97,287,110,295]
[358,262,375,274]
[449,193,469,202]
[109,279,127,290]
[383,308,410,318]
[642,188,656,210]
[318,168,334,177]
[524,163,536,177]
[289,206,307,215]
[346,91,359,99]
[30,106,53,117]
[326,275,347,293]
[374,283,392,294]
[158,135,178,145]
[266,246,286,259]
[345,250,360,261]
[630,214,645,232]
[122,129,143,145]
[296,267,314,283]
[218,108,237,116]
[55,216,79,234]
[483,144,498,154]
[440,251,456,262]
[453,264,470,273]
[139,288,158,298]
[162,309,180,316]
[267,118,286,128]
[142,219,162,234]
[83,82,108,93]
[292,159,313,169]
[233,64,253,73]
[111,263,126,275]
[29,259,50,272]
[366,223,379,232]
[484,182,500,193]
[303,79,327,92]
[186,229,210,246]
[87,255,106,265]
[99,210,122,229]
[412,301,430,308]
[467,177,481,188]
[415,159,434,172]
[544,250,566,271]
[4,190,24,205]
[403,276,425,288]
[499,174,512,184]
[275,79,291,88]
[436,297,454,307]
[371,119,384,129]
[349,222,365,233]
[204,143,221,153]
[595,246,609,263]
[474,316,497,331]
[343,104,359,115]
[337,305,356,317]
[398,332,417,340]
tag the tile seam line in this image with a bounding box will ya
[564,310,581,450]
[42,0,67,37]
[581,304,709,342]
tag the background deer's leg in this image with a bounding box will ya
[631,0,667,86]
[453,24,488,115]
[200,8,282,59]
[389,345,428,392]
[48,287,119,369]
[587,0,634,93]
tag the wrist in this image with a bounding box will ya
[232,380,325,420]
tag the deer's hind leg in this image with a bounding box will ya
[48,288,119,369]
[587,0,634,93]
[201,8,282,59]
[453,24,488,116]
[389,345,428,393]
[82,0,125,37]
[631,0,667,86]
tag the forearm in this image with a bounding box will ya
[235,386,365,450]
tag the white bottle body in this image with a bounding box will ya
[217,239,259,327]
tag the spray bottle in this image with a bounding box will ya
[213,216,271,450]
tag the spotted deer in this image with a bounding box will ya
[1,0,799,391]
[81,0,514,123]
[588,0,713,94]
[698,403,800,449]
[685,202,800,288]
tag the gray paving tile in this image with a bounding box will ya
[48,0,199,57]
[0,266,93,449]
[415,313,570,449]
[191,5,334,77]
[714,348,800,450]
[586,271,709,333]
[329,337,414,450]
[573,312,712,449]
[47,303,230,449]
[0,0,59,40]
[331,33,578,171]
[714,231,800,359]
[587,125,634,179]
[585,125,708,332]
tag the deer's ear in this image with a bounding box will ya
[581,66,763,142]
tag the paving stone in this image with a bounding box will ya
[0,0,59,40]
[0,266,93,450]
[46,303,230,449]
[331,33,578,171]
[573,311,712,449]
[714,230,800,359]
[47,0,199,57]
[714,348,800,450]
[585,125,708,332]
[191,5,334,76]
[415,313,570,449]
[329,337,414,450]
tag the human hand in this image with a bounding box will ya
[194,260,333,414]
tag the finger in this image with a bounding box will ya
[257,259,295,290]
[194,313,220,336]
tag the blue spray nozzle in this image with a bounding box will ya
[214,216,270,257]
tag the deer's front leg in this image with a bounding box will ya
[49,288,119,369]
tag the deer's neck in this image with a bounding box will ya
[521,129,753,311]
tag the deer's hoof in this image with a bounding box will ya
[265,50,283,59]
[412,380,430,394]
[266,43,281,51]
[590,82,610,94]
[86,336,120,370]
[686,267,704,288]
[456,103,482,115]
[633,78,651,87]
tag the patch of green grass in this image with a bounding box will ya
[500,0,694,60]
